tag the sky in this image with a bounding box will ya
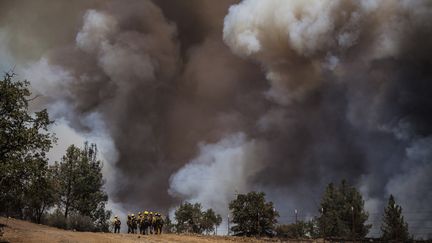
[1,0,432,238]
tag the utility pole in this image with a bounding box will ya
[321,207,325,243]
[295,209,298,237]
[351,206,355,242]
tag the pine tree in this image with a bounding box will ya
[317,180,371,239]
[52,143,111,231]
[381,195,409,241]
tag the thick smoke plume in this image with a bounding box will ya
[222,0,432,235]
[1,0,432,237]
[169,133,268,216]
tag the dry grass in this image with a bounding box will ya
[0,217,327,243]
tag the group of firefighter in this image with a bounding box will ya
[112,211,164,235]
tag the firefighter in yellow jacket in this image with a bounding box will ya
[149,212,155,234]
[138,212,143,234]
[154,213,164,234]
[131,214,138,234]
[143,211,151,235]
[127,214,132,233]
[113,215,121,233]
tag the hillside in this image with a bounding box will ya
[0,217,319,243]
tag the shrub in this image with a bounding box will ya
[45,210,67,229]
[67,214,95,232]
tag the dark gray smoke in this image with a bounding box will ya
[1,0,431,237]
[222,0,432,236]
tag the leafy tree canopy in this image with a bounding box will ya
[174,202,222,234]
[164,214,175,233]
[201,208,222,235]
[0,72,56,219]
[229,191,279,237]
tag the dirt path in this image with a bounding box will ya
[1,217,317,243]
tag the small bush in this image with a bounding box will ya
[68,214,95,232]
[45,210,67,229]
[45,210,95,232]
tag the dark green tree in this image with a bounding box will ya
[229,191,279,236]
[201,208,222,235]
[381,194,409,241]
[215,213,222,235]
[317,180,371,239]
[0,72,55,219]
[24,162,57,223]
[174,202,204,233]
[317,183,340,237]
[92,202,112,232]
[52,142,110,231]
[164,214,175,233]
[174,202,222,235]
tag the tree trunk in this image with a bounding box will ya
[37,204,46,224]
[64,172,73,219]
[64,203,69,219]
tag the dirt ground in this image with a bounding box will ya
[0,217,322,243]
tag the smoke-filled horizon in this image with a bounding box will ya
[1,0,432,237]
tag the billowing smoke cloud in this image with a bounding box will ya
[1,0,432,237]
[221,0,432,236]
[37,0,182,211]
[169,133,267,217]
[1,0,263,213]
